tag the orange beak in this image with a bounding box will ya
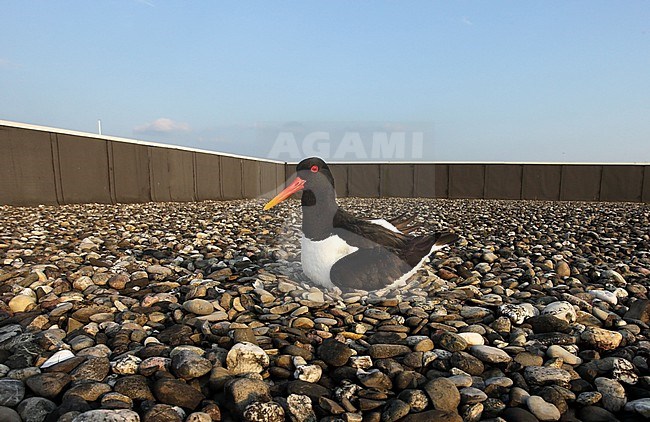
[263,177,306,210]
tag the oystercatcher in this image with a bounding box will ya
[264,157,458,292]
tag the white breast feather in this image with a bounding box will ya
[301,235,358,288]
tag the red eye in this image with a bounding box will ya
[310,165,319,173]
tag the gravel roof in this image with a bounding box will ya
[0,198,649,421]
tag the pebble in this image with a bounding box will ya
[436,332,468,351]
[577,406,619,422]
[546,345,582,365]
[526,395,560,421]
[624,398,650,418]
[318,338,353,366]
[368,344,411,358]
[401,410,462,422]
[153,378,205,410]
[500,303,538,324]
[502,407,541,422]
[111,355,142,375]
[64,382,112,402]
[625,299,650,323]
[595,377,627,412]
[70,357,110,382]
[286,394,316,421]
[349,356,373,369]
[71,409,140,422]
[527,315,571,334]
[588,289,618,305]
[0,407,21,422]
[243,401,285,422]
[580,327,623,350]
[451,351,485,376]
[41,350,76,368]
[398,389,428,412]
[226,342,269,374]
[114,375,155,401]
[524,366,571,385]
[183,299,215,315]
[186,412,212,422]
[25,372,71,398]
[9,295,37,312]
[577,391,602,406]
[226,378,271,414]
[0,379,25,407]
[556,260,571,277]
[171,351,212,379]
[17,397,57,422]
[456,332,484,346]
[294,364,322,383]
[143,404,183,422]
[424,378,460,412]
[542,301,577,323]
[460,387,488,404]
[469,345,512,363]
[381,399,410,422]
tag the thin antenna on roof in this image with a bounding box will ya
[98,120,102,135]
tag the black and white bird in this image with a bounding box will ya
[264,157,458,292]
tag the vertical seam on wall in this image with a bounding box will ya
[192,152,198,201]
[377,165,382,198]
[378,165,382,197]
[257,163,264,197]
[410,164,415,197]
[413,165,419,197]
[282,163,287,198]
[50,133,64,205]
[598,165,604,201]
[218,156,224,199]
[446,165,450,198]
[482,165,487,198]
[107,142,117,204]
[165,150,171,201]
[519,165,524,200]
[145,147,152,202]
[240,159,244,198]
[282,163,289,189]
[559,165,565,201]
[147,147,155,202]
[640,165,646,203]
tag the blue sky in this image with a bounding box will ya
[1,1,649,162]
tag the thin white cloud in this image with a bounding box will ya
[135,0,155,7]
[461,16,473,26]
[0,58,20,70]
[134,118,190,134]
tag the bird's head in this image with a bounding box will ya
[264,157,335,210]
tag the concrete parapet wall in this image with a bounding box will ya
[0,122,284,206]
[1,121,648,205]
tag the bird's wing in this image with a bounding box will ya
[386,212,419,234]
[330,246,412,291]
[398,232,459,266]
[330,232,459,291]
[333,209,409,251]
[368,218,402,233]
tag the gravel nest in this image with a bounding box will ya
[0,198,649,422]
